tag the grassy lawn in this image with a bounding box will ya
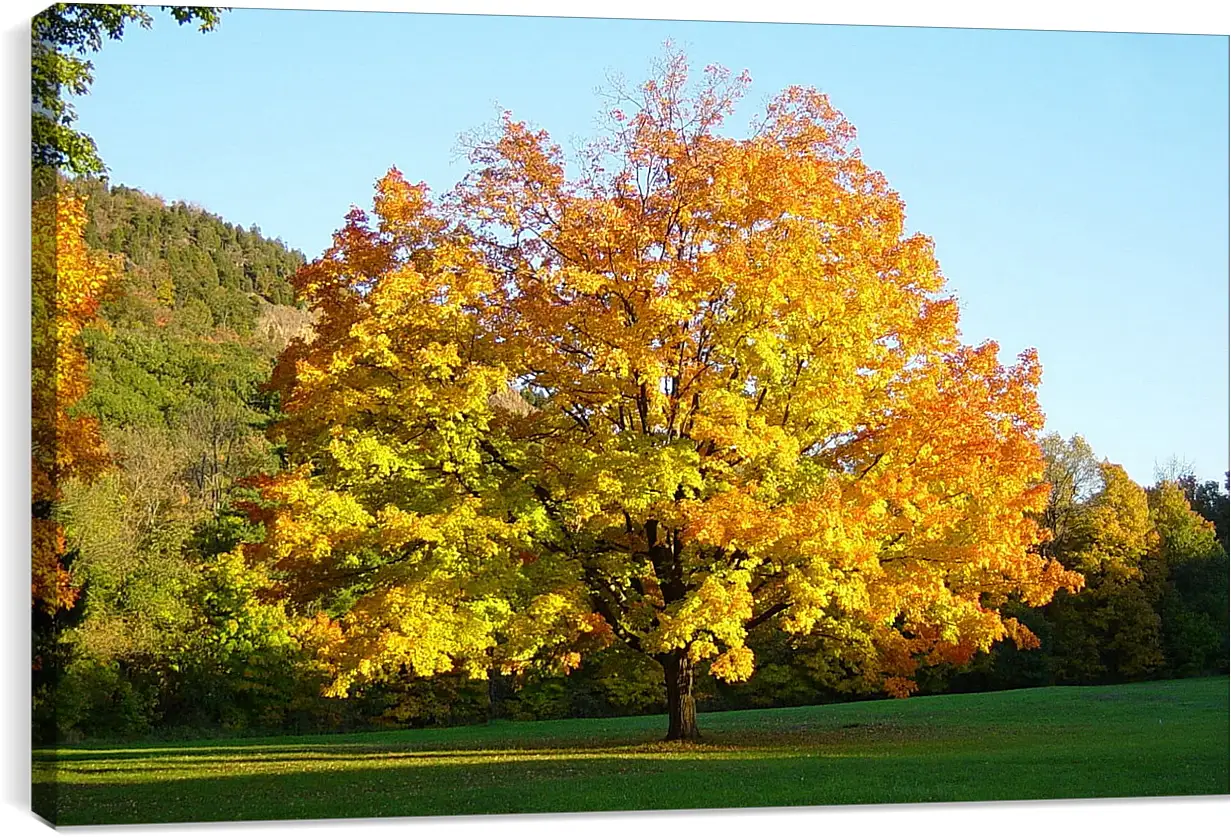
[33,676,1229,825]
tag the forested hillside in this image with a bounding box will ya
[78,180,300,318]
[33,179,323,741]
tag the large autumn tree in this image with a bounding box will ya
[257,51,1079,739]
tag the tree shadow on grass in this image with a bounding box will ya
[34,680,1230,826]
[34,732,1228,827]
[36,718,948,766]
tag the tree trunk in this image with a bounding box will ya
[486,667,511,722]
[661,650,700,741]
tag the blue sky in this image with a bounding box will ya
[70,6,1229,486]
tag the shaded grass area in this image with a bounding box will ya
[34,677,1229,825]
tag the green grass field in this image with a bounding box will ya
[33,676,1230,825]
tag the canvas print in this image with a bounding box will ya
[29,3,1229,828]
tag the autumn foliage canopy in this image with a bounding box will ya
[255,52,1081,737]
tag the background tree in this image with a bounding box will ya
[32,4,224,175]
[32,190,119,613]
[1175,472,1229,552]
[31,187,118,744]
[258,51,1080,740]
[1149,479,1229,677]
[1050,462,1164,681]
[1040,463,1229,685]
[1037,434,1102,560]
[943,437,1228,692]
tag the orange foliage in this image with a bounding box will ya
[31,190,118,612]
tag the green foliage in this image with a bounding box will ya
[58,468,197,657]
[351,674,492,729]
[1177,472,1230,551]
[32,5,224,175]
[577,646,666,715]
[50,657,164,739]
[1150,480,1230,677]
[77,179,305,327]
[497,646,667,721]
[1039,462,1163,683]
[501,678,572,722]
[159,550,335,734]
[702,624,888,709]
[79,325,276,429]
[1158,559,1230,678]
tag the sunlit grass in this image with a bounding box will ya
[34,676,1230,825]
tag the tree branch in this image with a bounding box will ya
[747,601,790,631]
